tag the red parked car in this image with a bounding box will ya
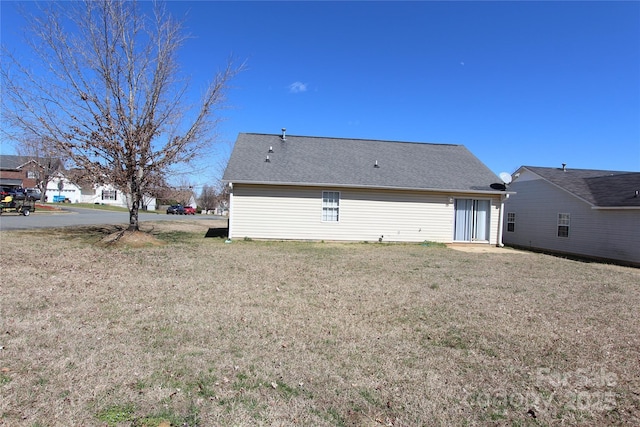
[183,206,196,215]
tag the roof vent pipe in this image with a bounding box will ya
[562,163,567,171]
[281,128,286,141]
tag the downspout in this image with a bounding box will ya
[227,182,234,240]
[496,193,508,247]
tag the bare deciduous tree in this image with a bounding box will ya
[172,177,195,207]
[1,0,243,230]
[215,180,231,214]
[198,184,217,213]
[198,180,229,214]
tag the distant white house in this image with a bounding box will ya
[503,165,640,266]
[79,182,157,211]
[47,172,157,210]
[184,194,198,210]
[46,172,82,203]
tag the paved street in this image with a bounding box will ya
[0,206,222,231]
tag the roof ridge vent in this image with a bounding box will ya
[281,128,286,141]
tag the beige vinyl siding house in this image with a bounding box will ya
[224,132,508,244]
[231,185,505,243]
[503,166,640,266]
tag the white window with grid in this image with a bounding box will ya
[322,191,339,222]
[506,212,515,232]
[557,213,570,237]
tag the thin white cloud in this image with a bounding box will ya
[288,81,308,93]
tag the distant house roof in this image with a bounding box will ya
[223,133,503,193]
[522,166,640,208]
[0,154,61,171]
[0,155,33,170]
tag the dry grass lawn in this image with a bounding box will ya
[0,219,638,426]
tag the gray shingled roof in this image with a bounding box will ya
[525,166,640,207]
[0,155,32,170]
[223,133,503,193]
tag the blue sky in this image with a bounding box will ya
[2,1,639,189]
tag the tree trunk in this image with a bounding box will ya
[128,175,141,232]
[128,203,139,231]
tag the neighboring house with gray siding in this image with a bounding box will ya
[503,165,640,266]
[223,131,509,244]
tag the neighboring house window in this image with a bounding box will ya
[557,213,570,237]
[102,190,117,201]
[26,170,37,179]
[322,191,340,222]
[506,212,515,232]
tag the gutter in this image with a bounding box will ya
[591,206,640,210]
[223,180,513,196]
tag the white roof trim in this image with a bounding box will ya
[225,180,510,196]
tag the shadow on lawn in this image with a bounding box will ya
[204,227,228,238]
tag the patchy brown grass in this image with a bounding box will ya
[99,229,166,248]
[0,219,638,426]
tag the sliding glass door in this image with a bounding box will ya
[454,199,490,242]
